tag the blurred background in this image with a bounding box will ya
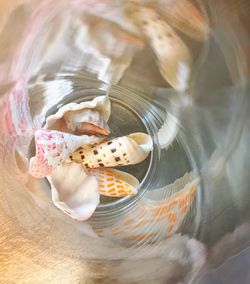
[0,0,249,283]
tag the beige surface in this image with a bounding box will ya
[0,163,89,284]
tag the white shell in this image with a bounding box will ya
[157,0,210,41]
[45,96,111,135]
[70,132,153,168]
[88,168,139,197]
[126,4,192,91]
[47,162,100,221]
[157,112,179,149]
[29,129,101,178]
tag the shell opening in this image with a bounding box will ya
[128,132,153,153]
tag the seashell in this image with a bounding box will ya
[47,162,100,221]
[125,4,192,91]
[157,112,179,149]
[157,0,210,42]
[64,109,110,136]
[88,168,139,197]
[96,172,199,244]
[45,96,111,135]
[70,132,153,168]
[29,129,101,178]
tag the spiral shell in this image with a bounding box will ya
[70,132,153,168]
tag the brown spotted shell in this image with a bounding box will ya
[125,4,192,91]
[70,132,153,168]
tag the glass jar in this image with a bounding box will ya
[0,0,249,283]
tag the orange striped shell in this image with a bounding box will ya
[88,168,139,197]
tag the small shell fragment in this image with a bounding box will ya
[47,162,100,221]
[88,168,139,197]
[157,112,179,149]
[29,129,101,178]
[45,96,111,135]
[125,4,192,91]
[71,132,153,168]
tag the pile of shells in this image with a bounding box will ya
[29,96,153,220]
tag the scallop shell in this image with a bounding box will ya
[88,168,139,197]
[157,0,210,42]
[45,96,111,135]
[125,4,192,91]
[47,162,100,221]
[70,132,153,168]
[157,112,179,149]
[29,129,101,178]
[96,172,199,244]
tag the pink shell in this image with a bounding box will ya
[29,129,101,178]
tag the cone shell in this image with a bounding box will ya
[29,129,101,178]
[88,168,139,197]
[47,162,100,221]
[70,132,153,168]
[125,4,192,91]
[96,172,199,244]
[45,96,111,135]
[157,0,210,41]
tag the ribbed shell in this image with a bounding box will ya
[29,129,101,178]
[45,96,111,135]
[125,4,192,91]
